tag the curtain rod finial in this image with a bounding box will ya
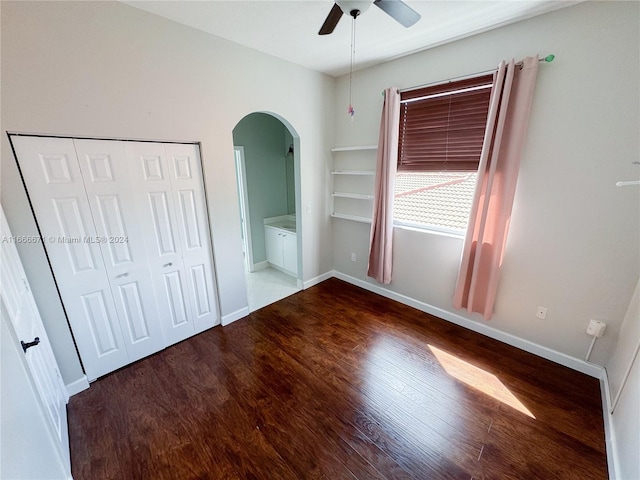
[543,54,555,63]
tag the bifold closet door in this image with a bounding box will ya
[12,136,219,381]
[11,136,132,379]
[74,139,165,362]
[126,142,218,344]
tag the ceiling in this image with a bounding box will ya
[122,0,578,77]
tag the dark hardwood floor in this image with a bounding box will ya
[68,278,608,479]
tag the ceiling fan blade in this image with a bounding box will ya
[374,0,421,28]
[319,3,344,35]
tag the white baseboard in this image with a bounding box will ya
[66,375,90,397]
[332,271,604,378]
[251,261,269,272]
[303,271,334,290]
[221,306,250,326]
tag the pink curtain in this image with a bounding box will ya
[453,56,539,319]
[368,87,400,284]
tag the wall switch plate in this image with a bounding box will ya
[351,253,356,262]
[536,306,548,320]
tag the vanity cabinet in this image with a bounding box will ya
[265,225,297,276]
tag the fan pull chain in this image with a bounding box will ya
[348,15,356,120]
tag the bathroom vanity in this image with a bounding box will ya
[264,215,298,277]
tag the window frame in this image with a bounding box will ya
[393,74,493,235]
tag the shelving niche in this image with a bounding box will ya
[330,146,377,223]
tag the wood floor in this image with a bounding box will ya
[68,278,608,479]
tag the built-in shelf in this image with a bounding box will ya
[330,146,376,223]
[331,170,375,176]
[330,213,372,223]
[330,145,378,152]
[331,192,374,200]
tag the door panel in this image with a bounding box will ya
[177,189,202,250]
[283,232,298,275]
[94,194,133,265]
[117,281,152,342]
[173,154,192,180]
[74,139,165,361]
[125,142,197,345]
[12,136,129,381]
[85,153,115,182]
[1,206,71,473]
[20,295,66,439]
[40,152,75,184]
[165,143,219,333]
[148,192,178,255]
[162,270,189,327]
[189,263,212,318]
[265,227,283,267]
[81,290,120,356]
[51,196,99,273]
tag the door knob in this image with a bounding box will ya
[116,272,130,278]
[163,262,173,267]
[21,337,40,353]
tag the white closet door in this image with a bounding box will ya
[125,142,198,345]
[126,142,219,340]
[74,139,164,361]
[165,143,219,333]
[125,142,196,345]
[11,136,129,381]
[1,206,71,472]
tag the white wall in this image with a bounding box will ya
[0,1,335,385]
[332,1,640,366]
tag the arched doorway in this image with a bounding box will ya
[232,112,302,311]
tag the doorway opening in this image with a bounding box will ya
[232,112,302,312]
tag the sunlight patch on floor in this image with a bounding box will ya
[429,344,535,419]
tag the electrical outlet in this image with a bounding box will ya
[351,253,356,262]
[587,319,606,337]
[536,306,548,320]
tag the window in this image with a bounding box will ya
[394,74,493,234]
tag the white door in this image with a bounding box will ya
[11,136,130,380]
[12,136,220,379]
[282,232,298,275]
[265,226,283,268]
[0,206,71,473]
[165,143,218,334]
[125,142,218,341]
[74,139,165,361]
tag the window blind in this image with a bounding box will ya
[398,74,494,172]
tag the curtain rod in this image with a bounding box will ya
[395,54,555,95]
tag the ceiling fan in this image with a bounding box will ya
[319,0,421,35]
